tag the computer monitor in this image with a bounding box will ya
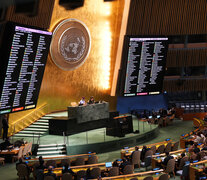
[148,116,152,119]
[105,162,112,168]
[157,115,160,118]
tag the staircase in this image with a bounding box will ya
[13,117,50,138]
[36,143,67,158]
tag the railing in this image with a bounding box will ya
[9,103,49,136]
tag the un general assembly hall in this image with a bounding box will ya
[0,0,206,179]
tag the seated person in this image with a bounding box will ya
[0,138,13,150]
[120,158,131,173]
[193,144,200,154]
[36,156,46,170]
[88,96,95,104]
[79,97,86,106]
[44,166,57,180]
[162,152,174,166]
[62,164,75,175]
[141,145,150,161]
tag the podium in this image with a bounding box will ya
[106,115,133,137]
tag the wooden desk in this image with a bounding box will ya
[121,140,172,159]
[27,153,96,167]
[189,160,207,180]
[0,148,19,155]
[180,128,200,149]
[102,169,166,180]
[151,149,186,169]
[44,163,106,177]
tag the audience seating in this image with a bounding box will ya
[87,154,98,164]
[108,167,119,176]
[60,158,70,166]
[165,159,175,178]
[75,157,85,166]
[157,145,165,154]
[62,173,73,180]
[90,167,101,178]
[141,156,152,171]
[123,165,134,175]
[44,176,55,180]
[131,150,141,168]
[16,164,30,180]
[76,170,86,180]
[143,176,153,180]
[164,142,172,153]
[158,173,169,180]
[171,141,179,151]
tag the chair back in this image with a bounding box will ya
[171,141,179,151]
[130,178,138,180]
[108,167,119,176]
[46,160,57,168]
[123,165,134,175]
[190,153,198,161]
[157,144,165,154]
[32,162,40,179]
[131,151,141,166]
[60,159,70,166]
[62,173,73,180]
[143,176,153,180]
[144,150,153,158]
[76,170,86,180]
[144,156,152,167]
[150,145,156,154]
[16,164,29,178]
[75,157,85,166]
[90,167,101,178]
[158,173,169,180]
[165,159,175,173]
[179,156,188,170]
[87,155,98,164]
[164,142,172,153]
[44,176,55,180]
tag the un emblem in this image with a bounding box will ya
[50,19,91,71]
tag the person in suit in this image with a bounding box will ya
[44,166,57,180]
[2,115,9,140]
[141,145,150,161]
[162,152,174,166]
[88,96,95,104]
[120,158,131,173]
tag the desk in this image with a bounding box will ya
[68,102,109,124]
[27,153,96,167]
[102,169,165,180]
[151,149,186,169]
[0,148,19,155]
[189,160,207,180]
[44,163,106,177]
[121,140,172,159]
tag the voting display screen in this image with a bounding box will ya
[122,36,168,97]
[0,22,52,114]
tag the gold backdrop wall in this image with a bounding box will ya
[8,0,124,126]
